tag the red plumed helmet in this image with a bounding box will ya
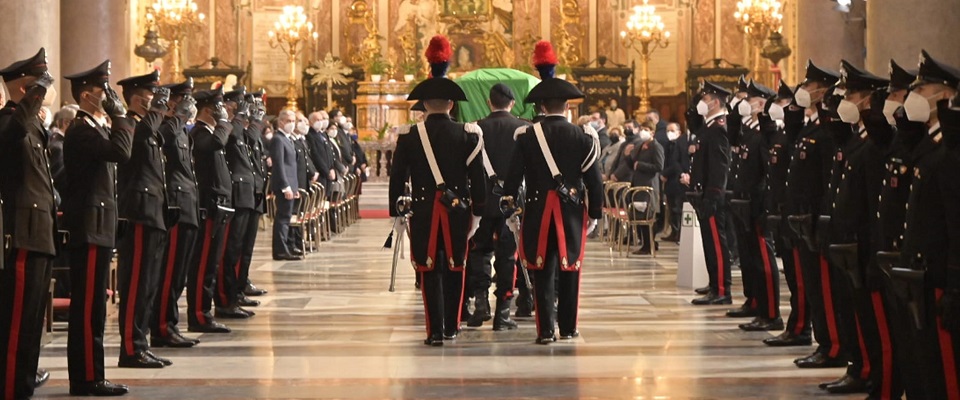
[532,41,558,67]
[425,35,453,64]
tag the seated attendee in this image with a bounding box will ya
[629,121,664,254]
[599,126,624,178]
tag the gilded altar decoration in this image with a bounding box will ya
[553,0,584,68]
[734,0,788,85]
[346,0,383,70]
[306,53,354,111]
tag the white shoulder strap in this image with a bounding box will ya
[417,122,445,187]
[533,122,562,179]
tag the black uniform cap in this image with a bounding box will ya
[0,48,48,82]
[700,81,732,98]
[65,60,111,87]
[776,79,794,99]
[244,89,264,103]
[163,78,194,96]
[746,80,776,99]
[911,50,960,90]
[410,100,425,112]
[839,60,889,92]
[193,88,223,108]
[224,85,246,103]
[889,60,918,91]
[801,60,840,86]
[116,69,160,93]
[737,75,749,93]
[490,83,516,101]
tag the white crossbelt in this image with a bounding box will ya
[416,122,446,187]
[533,122,562,179]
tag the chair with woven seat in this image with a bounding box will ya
[622,186,658,258]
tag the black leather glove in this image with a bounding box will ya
[151,87,171,112]
[175,95,196,121]
[212,103,227,121]
[102,87,127,118]
[252,100,266,122]
[939,289,960,333]
[234,98,249,120]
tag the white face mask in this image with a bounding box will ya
[327,129,338,138]
[768,103,785,121]
[264,132,274,141]
[696,100,710,116]
[282,122,295,134]
[837,99,862,124]
[295,121,309,135]
[795,88,813,108]
[882,100,902,125]
[639,129,653,142]
[667,130,680,141]
[313,120,328,132]
[337,116,347,125]
[903,91,936,123]
[736,100,752,117]
[343,122,353,130]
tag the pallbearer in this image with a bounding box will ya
[62,60,134,396]
[115,70,174,369]
[389,35,486,346]
[0,48,58,400]
[151,79,202,348]
[502,41,603,344]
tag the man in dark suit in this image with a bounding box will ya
[114,70,174,369]
[660,122,687,243]
[186,88,235,334]
[389,35,487,346]
[62,60,134,396]
[151,79,202,349]
[465,83,529,330]
[590,111,611,150]
[503,41,603,344]
[307,111,335,191]
[0,48,59,400]
[270,109,301,261]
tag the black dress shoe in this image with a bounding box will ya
[179,332,201,344]
[118,352,164,369]
[424,335,444,346]
[763,331,813,347]
[35,368,50,388]
[240,306,256,317]
[151,334,196,348]
[243,283,268,297]
[238,296,260,307]
[725,302,758,318]
[824,374,869,394]
[273,253,302,261]
[739,317,785,331]
[291,248,304,256]
[535,335,557,345]
[818,375,846,390]
[691,293,733,305]
[70,380,129,396]
[795,352,847,369]
[632,247,652,255]
[188,321,232,333]
[443,330,459,340]
[559,331,580,340]
[144,350,172,366]
[694,286,711,295]
[663,233,681,243]
[215,305,252,319]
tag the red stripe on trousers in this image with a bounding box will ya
[84,245,97,381]
[4,250,27,400]
[708,217,725,297]
[819,256,841,358]
[793,248,807,335]
[217,222,232,305]
[871,291,893,400]
[123,224,144,356]
[854,314,871,380]
[158,224,179,338]
[195,218,214,325]
[757,226,776,318]
[936,289,960,400]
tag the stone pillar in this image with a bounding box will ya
[866,0,960,75]
[60,0,130,103]
[794,0,865,75]
[0,0,61,104]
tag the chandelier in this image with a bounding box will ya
[149,0,206,80]
[620,0,671,114]
[733,0,784,45]
[268,5,319,111]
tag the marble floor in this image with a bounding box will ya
[33,202,863,398]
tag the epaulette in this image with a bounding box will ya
[464,122,483,136]
[398,124,412,135]
[582,123,599,138]
[513,125,529,140]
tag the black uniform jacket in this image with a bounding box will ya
[117,110,168,231]
[191,120,232,209]
[476,110,529,217]
[224,118,257,210]
[690,114,731,202]
[245,120,268,213]
[61,111,134,247]
[0,90,58,256]
[785,113,835,217]
[731,121,770,221]
[160,116,200,228]
[503,115,603,271]
[876,116,927,252]
[388,114,486,272]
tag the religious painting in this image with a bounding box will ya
[441,0,491,19]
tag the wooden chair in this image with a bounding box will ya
[623,186,658,258]
[601,182,630,244]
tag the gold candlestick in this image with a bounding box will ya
[620,0,670,116]
[149,0,206,81]
[268,5,319,112]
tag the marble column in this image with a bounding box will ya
[794,0,865,75]
[0,0,61,104]
[866,0,960,75]
[60,0,130,103]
